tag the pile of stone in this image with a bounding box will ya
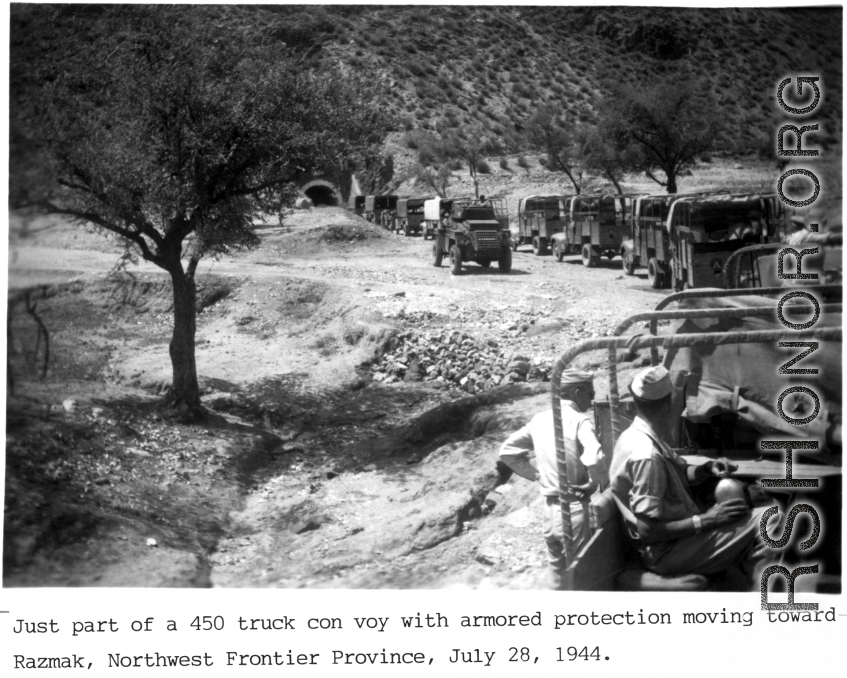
[371,329,553,394]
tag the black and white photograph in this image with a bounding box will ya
[4,0,843,611]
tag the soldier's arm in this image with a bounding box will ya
[632,457,748,542]
[575,419,608,490]
[498,425,539,482]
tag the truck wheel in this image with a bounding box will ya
[449,245,463,275]
[671,267,683,292]
[498,247,512,273]
[553,242,565,262]
[647,258,664,289]
[512,237,519,252]
[479,258,491,269]
[432,242,443,267]
[581,244,597,268]
[661,262,673,289]
[622,251,636,275]
[532,236,543,256]
[404,222,411,237]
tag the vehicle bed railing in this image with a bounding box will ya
[647,285,842,364]
[722,243,784,288]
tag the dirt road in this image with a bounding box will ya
[6,207,667,588]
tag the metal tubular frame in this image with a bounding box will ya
[722,243,784,289]
[647,285,843,364]
[550,326,842,567]
[605,304,841,449]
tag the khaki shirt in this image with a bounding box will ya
[609,417,700,561]
[499,401,604,500]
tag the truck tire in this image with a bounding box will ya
[498,246,512,273]
[622,251,636,275]
[581,244,597,268]
[404,221,411,237]
[532,236,548,256]
[553,241,565,262]
[479,258,491,269]
[449,245,463,275]
[512,237,519,252]
[672,266,691,292]
[661,262,673,289]
[432,242,443,267]
[647,258,664,289]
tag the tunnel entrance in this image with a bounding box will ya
[304,184,338,207]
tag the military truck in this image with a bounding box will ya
[619,194,687,288]
[431,201,512,274]
[487,196,510,235]
[395,198,429,237]
[552,194,636,267]
[364,195,398,228]
[422,197,466,240]
[349,195,366,216]
[550,287,842,591]
[666,194,775,291]
[514,195,565,255]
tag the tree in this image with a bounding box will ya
[412,164,453,198]
[579,126,630,195]
[441,130,492,199]
[10,5,390,418]
[525,103,582,194]
[359,154,396,195]
[596,79,720,194]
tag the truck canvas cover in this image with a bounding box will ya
[663,295,841,448]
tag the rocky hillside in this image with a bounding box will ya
[249,5,842,155]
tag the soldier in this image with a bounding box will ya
[609,365,772,590]
[498,369,608,589]
[785,212,841,246]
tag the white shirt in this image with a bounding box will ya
[499,401,605,498]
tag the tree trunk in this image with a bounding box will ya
[563,168,581,195]
[666,173,678,194]
[607,173,624,194]
[165,261,202,417]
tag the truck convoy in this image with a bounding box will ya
[620,192,781,290]
[363,195,398,228]
[348,190,810,292]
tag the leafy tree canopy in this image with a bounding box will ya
[596,77,720,193]
[525,103,583,194]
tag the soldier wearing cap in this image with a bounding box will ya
[785,212,839,246]
[609,365,771,590]
[498,368,608,589]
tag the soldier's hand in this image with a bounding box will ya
[572,481,597,500]
[708,457,738,477]
[701,499,749,529]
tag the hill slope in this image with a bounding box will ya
[249,5,841,155]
